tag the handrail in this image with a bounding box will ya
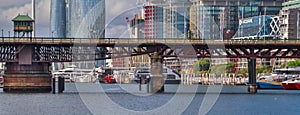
[1,37,300,45]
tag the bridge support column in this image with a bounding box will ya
[4,62,51,92]
[247,57,257,94]
[3,45,51,92]
[149,52,164,93]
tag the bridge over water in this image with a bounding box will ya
[1,37,300,93]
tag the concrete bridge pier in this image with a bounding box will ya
[247,57,257,94]
[149,52,164,93]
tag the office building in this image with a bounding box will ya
[66,0,105,38]
[50,0,106,69]
[164,0,191,38]
[234,15,280,39]
[189,0,283,40]
[280,0,300,39]
[50,0,66,38]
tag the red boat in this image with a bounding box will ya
[0,76,3,87]
[293,78,300,90]
[104,74,116,84]
[281,78,300,90]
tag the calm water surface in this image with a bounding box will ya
[0,83,299,115]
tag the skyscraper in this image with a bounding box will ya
[164,0,191,39]
[144,5,164,38]
[66,0,105,38]
[51,0,105,38]
[50,0,106,68]
[50,0,66,38]
[143,0,191,39]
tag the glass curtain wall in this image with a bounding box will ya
[164,0,191,38]
[67,0,105,38]
[189,0,282,40]
[67,0,106,68]
[50,0,66,38]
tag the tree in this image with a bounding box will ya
[286,59,300,67]
[256,66,272,74]
[193,58,210,73]
[209,64,226,76]
[226,62,235,73]
[236,68,248,76]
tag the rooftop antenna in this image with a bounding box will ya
[32,0,35,37]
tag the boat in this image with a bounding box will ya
[133,66,181,84]
[257,67,300,89]
[294,78,300,90]
[0,75,3,88]
[283,78,300,90]
[52,65,98,82]
[257,80,284,89]
[104,74,117,84]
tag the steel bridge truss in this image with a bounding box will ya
[0,39,300,62]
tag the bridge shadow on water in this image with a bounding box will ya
[33,82,300,95]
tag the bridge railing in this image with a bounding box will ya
[2,37,300,45]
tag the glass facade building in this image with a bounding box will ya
[50,0,66,38]
[50,0,106,68]
[67,0,105,38]
[144,0,191,39]
[234,15,280,39]
[189,0,283,40]
[164,0,191,38]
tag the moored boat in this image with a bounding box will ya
[292,78,300,90]
[257,81,283,89]
[257,67,300,89]
[281,79,297,90]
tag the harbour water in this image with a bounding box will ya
[1,83,300,115]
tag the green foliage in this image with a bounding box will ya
[236,66,271,76]
[286,59,300,67]
[193,58,210,73]
[256,66,272,74]
[226,62,235,73]
[209,64,226,76]
[236,68,248,76]
[280,64,287,68]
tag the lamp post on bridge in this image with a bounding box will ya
[1,29,3,42]
[52,31,54,38]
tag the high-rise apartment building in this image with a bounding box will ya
[144,5,164,38]
[280,0,300,39]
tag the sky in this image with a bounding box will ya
[0,0,139,37]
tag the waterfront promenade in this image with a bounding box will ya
[1,83,300,115]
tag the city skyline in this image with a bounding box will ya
[0,0,138,37]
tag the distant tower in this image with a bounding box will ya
[12,14,34,37]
